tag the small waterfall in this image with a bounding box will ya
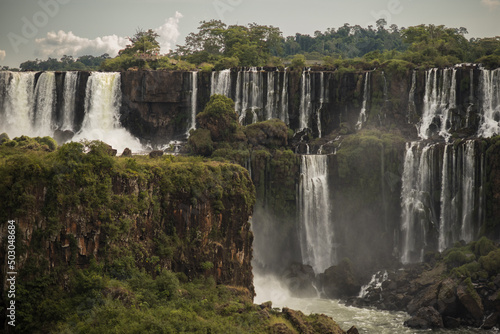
[265,71,276,120]
[358,271,388,298]
[477,68,500,137]
[33,72,56,136]
[466,69,474,127]
[298,154,335,273]
[356,72,370,130]
[299,69,312,131]
[1,72,36,137]
[187,71,198,134]
[237,68,263,124]
[419,68,457,141]
[408,70,416,124]
[210,69,231,97]
[73,72,142,152]
[439,144,453,252]
[61,72,79,131]
[316,72,324,138]
[280,69,289,125]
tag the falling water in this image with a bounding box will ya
[265,71,276,120]
[317,72,324,138]
[73,72,142,152]
[477,68,500,137]
[466,69,474,127]
[280,69,289,125]
[419,68,457,141]
[210,69,231,97]
[408,70,416,124]
[33,72,56,136]
[236,68,263,124]
[187,71,198,134]
[299,69,312,131]
[460,141,476,242]
[61,71,78,131]
[356,72,370,130]
[0,72,36,137]
[298,154,335,273]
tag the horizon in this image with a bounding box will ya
[1,0,500,68]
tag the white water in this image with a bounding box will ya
[317,72,324,138]
[280,69,289,125]
[299,69,312,131]
[0,72,36,137]
[73,72,143,152]
[61,71,78,131]
[33,72,56,136]
[460,141,477,243]
[477,68,500,137]
[265,71,276,120]
[298,155,335,273]
[187,71,198,134]
[419,68,457,141]
[210,69,231,97]
[358,271,388,298]
[408,70,416,124]
[356,72,370,130]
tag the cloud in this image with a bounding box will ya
[33,12,183,59]
[155,11,183,53]
[481,0,500,8]
[0,50,6,61]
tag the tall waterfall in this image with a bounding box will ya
[210,69,231,97]
[187,71,198,134]
[477,68,500,137]
[401,140,484,261]
[317,72,324,138]
[419,68,457,141]
[280,69,289,125]
[265,71,276,120]
[299,69,312,131]
[33,72,56,136]
[298,154,335,273]
[61,72,78,131]
[356,72,370,130]
[237,67,263,123]
[0,72,36,137]
[408,70,417,123]
[73,72,142,152]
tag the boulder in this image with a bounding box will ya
[149,150,164,158]
[320,259,361,299]
[457,283,484,321]
[53,129,74,144]
[406,281,440,314]
[404,306,444,329]
[436,278,458,315]
[122,148,132,157]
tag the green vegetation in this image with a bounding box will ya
[18,54,111,71]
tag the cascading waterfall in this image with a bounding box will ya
[356,72,370,130]
[466,69,474,127]
[477,68,500,137]
[316,72,324,138]
[460,141,477,242]
[210,69,231,97]
[280,69,289,125]
[33,72,56,136]
[299,69,312,131]
[61,71,78,131]
[0,72,36,137]
[187,71,198,134]
[236,68,264,124]
[73,72,142,152]
[298,154,335,274]
[419,68,457,141]
[265,71,276,120]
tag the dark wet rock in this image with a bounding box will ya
[121,147,132,157]
[282,263,318,298]
[483,312,499,330]
[53,129,74,144]
[149,150,164,158]
[457,283,484,321]
[320,259,361,299]
[346,326,359,334]
[404,306,444,329]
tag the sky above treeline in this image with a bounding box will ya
[0,0,499,68]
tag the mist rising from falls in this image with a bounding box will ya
[298,154,335,273]
[73,72,142,152]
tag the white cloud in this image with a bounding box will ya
[0,50,6,61]
[481,0,500,8]
[33,12,183,59]
[155,11,183,53]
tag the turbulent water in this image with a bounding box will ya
[254,273,499,334]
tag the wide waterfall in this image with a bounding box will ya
[33,72,57,136]
[400,140,484,262]
[73,72,142,152]
[298,154,335,273]
[419,68,457,141]
[210,69,231,96]
[477,68,500,137]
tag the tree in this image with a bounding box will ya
[119,29,160,56]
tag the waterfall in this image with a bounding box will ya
[317,72,324,138]
[61,72,78,131]
[477,68,500,137]
[33,72,56,136]
[460,141,476,242]
[356,72,370,130]
[299,69,312,131]
[280,69,289,125]
[210,69,231,97]
[466,69,474,127]
[73,72,142,152]
[187,71,198,134]
[298,154,335,273]
[0,72,36,137]
[408,70,416,124]
[265,71,276,120]
[419,68,457,141]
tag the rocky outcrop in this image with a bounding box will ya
[319,259,361,299]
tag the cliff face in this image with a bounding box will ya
[0,142,255,294]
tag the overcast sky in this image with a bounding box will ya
[0,0,499,68]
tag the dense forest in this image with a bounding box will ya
[8,20,500,72]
